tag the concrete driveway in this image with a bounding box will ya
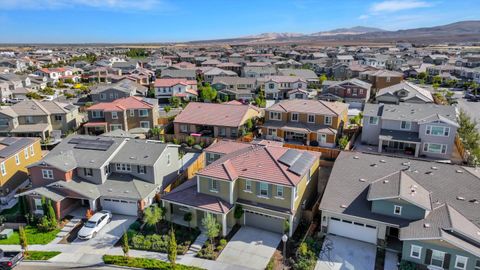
[71,214,137,250]
[217,226,281,270]
[316,235,376,270]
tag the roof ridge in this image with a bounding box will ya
[264,147,295,186]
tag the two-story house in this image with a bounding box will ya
[90,79,147,103]
[319,78,372,105]
[211,76,257,101]
[173,102,261,139]
[19,135,180,218]
[0,137,42,205]
[0,100,79,139]
[261,76,307,100]
[361,103,458,159]
[375,81,434,104]
[262,99,348,147]
[154,78,198,101]
[162,141,321,236]
[320,152,480,270]
[360,70,404,93]
[85,96,159,136]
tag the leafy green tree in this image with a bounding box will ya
[234,205,244,220]
[46,199,57,228]
[245,118,254,131]
[150,127,161,140]
[202,214,220,248]
[319,74,327,85]
[169,96,181,108]
[168,228,177,268]
[122,230,130,258]
[26,92,43,100]
[199,84,217,102]
[164,105,171,113]
[338,136,349,150]
[19,225,28,255]
[417,72,427,80]
[432,75,442,85]
[283,219,290,234]
[185,136,195,146]
[432,83,440,90]
[142,204,163,233]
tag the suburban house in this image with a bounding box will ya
[320,151,480,270]
[361,103,458,159]
[160,69,197,81]
[162,141,321,236]
[261,76,307,100]
[19,135,180,218]
[375,81,434,104]
[319,78,372,105]
[242,65,277,78]
[261,99,348,147]
[84,96,159,136]
[0,100,79,139]
[0,137,42,205]
[278,68,320,87]
[90,79,147,103]
[154,78,198,101]
[360,70,404,93]
[203,67,238,84]
[211,76,257,101]
[173,102,261,139]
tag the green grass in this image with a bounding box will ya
[103,255,203,270]
[0,226,60,245]
[25,251,61,261]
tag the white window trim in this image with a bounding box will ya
[30,145,34,156]
[324,116,332,125]
[24,148,29,159]
[269,111,282,121]
[259,182,269,197]
[140,121,150,129]
[369,116,378,125]
[111,111,118,119]
[423,143,447,154]
[139,109,149,117]
[394,205,402,215]
[426,125,450,137]
[431,250,445,267]
[129,109,135,117]
[400,121,411,130]
[42,169,53,179]
[455,255,468,270]
[307,114,315,123]
[0,162,5,176]
[291,113,299,122]
[15,154,20,165]
[210,180,219,193]
[410,245,422,259]
[244,180,252,192]
[276,185,284,198]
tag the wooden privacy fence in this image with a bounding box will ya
[164,134,217,146]
[455,135,468,163]
[283,143,341,160]
[163,152,206,193]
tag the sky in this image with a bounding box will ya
[0,0,479,43]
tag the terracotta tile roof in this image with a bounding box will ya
[267,99,348,116]
[173,102,259,127]
[154,78,197,87]
[199,143,321,186]
[87,96,153,112]
[205,140,252,155]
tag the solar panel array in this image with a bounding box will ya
[0,138,32,158]
[68,137,114,151]
[0,137,18,146]
[278,149,302,166]
[288,152,317,176]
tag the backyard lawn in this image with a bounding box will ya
[0,226,60,245]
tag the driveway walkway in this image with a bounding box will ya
[316,235,376,270]
[217,226,281,270]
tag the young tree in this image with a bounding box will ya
[432,75,442,85]
[199,84,217,102]
[417,72,427,80]
[46,199,57,228]
[19,225,28,255]
[142,204,163,233]
[150,127,161,140]
[122,230,130,258]
[169,96,181,108]
[338,136,349,150]
[168,228,177,268]
[202,214,220,248]
[319,74,327,85]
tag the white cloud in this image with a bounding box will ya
[0,0,164,11]
[370,0,432,13]
[358,14,369,20]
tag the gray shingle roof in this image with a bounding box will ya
[110,139,169,166]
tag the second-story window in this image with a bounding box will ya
[92,110,104,118]
[130,109,135,117]
[111,111,118,119]
[54,115,62,121]
[84,168,93,177]
[426,125,449,137]
[276,186,284,198]
[400,121,411,130]
[291,113,299,122]
[42,169,53,179]
[138,165,146,174]
[15,154,20,165]
[210,179,218,192]
[0,162,6,176]
[259,182,269,197]
[269,112,281,121]
[307,114,315,123]
[324,116,332,125]
[369,116,379,125]
[245,180,252,192]
[116,163,131,172]
[139,109,148,117]
[394,205,402,215]
[180,124,188,133]
[24,148,29,159]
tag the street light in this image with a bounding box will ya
[281,234,288,268]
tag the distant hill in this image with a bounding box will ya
[310,26,386,36]
[243,32,304,39]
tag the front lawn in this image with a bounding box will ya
[103,255,203,270]
[25,251,61,261]
[0,226,60,245]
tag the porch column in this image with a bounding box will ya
[222,214,227,237]
[378,139,383,153]
[288,215,293,237]
[89,199,97,211]
[414,143,420,157]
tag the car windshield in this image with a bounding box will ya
[84,221,97,228]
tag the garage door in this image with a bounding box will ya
[101,198,138,216]
[328,217,377,244]
[245,210,284,234]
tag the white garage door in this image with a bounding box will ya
[245,210,284,234]
[101,198,138,216]
[328,217,377,244]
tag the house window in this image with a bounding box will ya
[400,121,411,130]
[24,148,29,159]
[386,77,391,82]
[423,143,447,154]
[324,116,332,125]
[54,115,62,121]
[110,124,122,131]
[100,93,106,100]
[115,163,131,172]
[25,116,33,124]
[111,111,118,119]
[92,110,104,118]
[180,124,188,133]
[210,179,218,192]
[42,169,53,179]
[307,114,315,123]
[245,180,252,192]
[410,245,422,259]
[394,205,402,215]
[231,128,237,138]
[259,182,269,197]
[268,128,277,136]
[219,128,226,137]
[426,125,450,136]
[104,165,110,175]
[167,153,171,166]
[15,154,20,165]
[138,165,146,174]
[431,250,445,267]
[475,260,480,270]
[276,186,284,198]
[84,168,93,177]
[269,112,282,121]
[291,113,299,122]
[139,109,148,117]
[0,162,5,176]
[140,121,150,129]
[319,134,327,144]
[30,145,34,156]
[130,109,135,117]
[269,83,275,89]
[369,116,379,125]
[455,255,468,270]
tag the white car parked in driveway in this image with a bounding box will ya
[78,210,112,240]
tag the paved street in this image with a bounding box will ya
[17,261,126,270]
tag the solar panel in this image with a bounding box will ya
[0,137,18,146]
[278,149,302,166]
[288,152,316,176]
[0,138,31,158]
[70,138,114,151]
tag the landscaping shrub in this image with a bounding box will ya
[185,136,195,146]
[399,260,416,270]
[103,255,202,270]
[131,233,192,254]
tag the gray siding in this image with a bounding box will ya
[371,199,425,220]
